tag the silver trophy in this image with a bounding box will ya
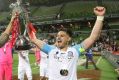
[9,0,22,15]
[10,0,32,50]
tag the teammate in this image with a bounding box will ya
[0,15,17,80]
[31,41,48,80]
[28,6,106,80]
[15,37,32,80]
[0,36,14,80]
[39,51,49,80]
[17,50,32,80]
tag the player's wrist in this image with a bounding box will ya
[97,16,104,21]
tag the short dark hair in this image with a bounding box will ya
[59,28,73,37]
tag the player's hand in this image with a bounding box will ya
[10,12,19,23]
[94,6,106,16]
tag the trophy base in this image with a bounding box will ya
[15,45,32,50]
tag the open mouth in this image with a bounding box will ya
[58,40,62,43]
[57,39,62,43]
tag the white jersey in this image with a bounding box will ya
[17,50,32,80]
[48,47,79,80]
[40,51,49,77]
[40,51,48,66]
[17,50,30,66]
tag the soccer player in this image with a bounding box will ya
[29,6,106,80]
[15,36,32,80]
[0,15,17,80]
[40,51,49,80]
[17,50,32,80]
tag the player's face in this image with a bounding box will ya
[56,31,71,49]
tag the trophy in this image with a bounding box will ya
[9,0,33,50]
[9,0,30,35]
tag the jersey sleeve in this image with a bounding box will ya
[73,43,85,56]
[41,43,55,54]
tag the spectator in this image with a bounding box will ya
[85,48,98,70]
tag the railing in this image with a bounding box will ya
[101,50,119,68]
[33,14,119,26]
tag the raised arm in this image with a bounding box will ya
[30,38,46,50]
[29,37,53,54]
[26,22,45,50]
[0,15,15,47]
[82,6,106,50]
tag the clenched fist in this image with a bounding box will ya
[94,6,106,16]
